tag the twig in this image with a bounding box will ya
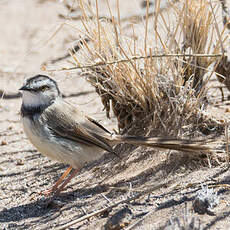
[128,182,134,198]
[116,0,121,28]
[144,0,149,55]
[225,120,229,164]
[101,193,112,203]
[45,38,90,64]
[0,90,94,100]
[209,0,225,55]
[45,53,222,72]
[62,90,94,98]
[54,181,169,230]
[0,90,21,99]
[95,0,101,53]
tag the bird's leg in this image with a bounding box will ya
[40,166,72,196]
[53,169,78,196]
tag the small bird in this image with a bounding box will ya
[20,75,210,197]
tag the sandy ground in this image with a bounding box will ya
[1,0,230,229]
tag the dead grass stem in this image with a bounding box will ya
[61,0,228,161]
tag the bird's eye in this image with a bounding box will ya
[40,85,49,92]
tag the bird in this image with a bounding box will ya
[19,74,210,197]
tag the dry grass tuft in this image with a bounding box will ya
[179,0,217,95]
[69,0,224,143]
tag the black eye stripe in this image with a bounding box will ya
[40,85,49,89]
[29,85,50,91]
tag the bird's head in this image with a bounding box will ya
[19,75,61,108]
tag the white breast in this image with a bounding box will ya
[22,116,105,169]
[22,90,51,108]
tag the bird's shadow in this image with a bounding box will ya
[0,183,109,223]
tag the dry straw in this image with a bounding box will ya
[68,0,225,152]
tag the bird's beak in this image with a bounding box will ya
[19,85,29,91]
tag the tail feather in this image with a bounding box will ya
[111,135,211,152]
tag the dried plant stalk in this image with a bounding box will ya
[178,0,220,95]
[70,0,223,142]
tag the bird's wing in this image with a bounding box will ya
[41,99,115,153]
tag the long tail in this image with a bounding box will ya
[111,135,211,152]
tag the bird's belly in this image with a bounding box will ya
[22,117,105,169]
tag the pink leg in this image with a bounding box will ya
[40,166,72,196]
[53,169,78,196]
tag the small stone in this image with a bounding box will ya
[193,186,219,215]
[1,140,7,145]
[104,206,133,230]
[16,159,24,165]
[41,65,47,71]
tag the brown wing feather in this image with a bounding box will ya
[41,99,115,153]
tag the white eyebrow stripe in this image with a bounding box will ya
[32,79,52,88]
